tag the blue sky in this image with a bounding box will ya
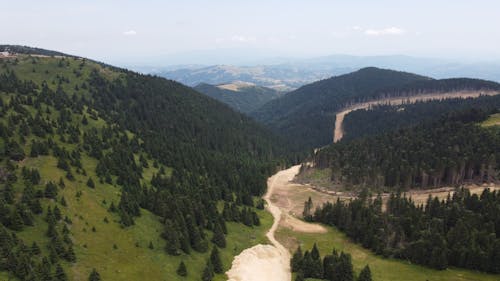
[2,0,500,65]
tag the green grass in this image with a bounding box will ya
[276,225,500,281]
[15,152,272,281]
[1,54,275,280]
[481,113,500,127]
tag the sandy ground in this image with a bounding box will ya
[226,166,327,281]
[226,167,294,281]
[334,90,500,142]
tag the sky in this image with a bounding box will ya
[2,0,500,66]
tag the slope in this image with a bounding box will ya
[194,82,282,114]
[0,46,290,281]
[252,67,500,149]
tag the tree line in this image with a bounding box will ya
[291,243,372,281]
[314,109,500,190]
[310,187,500,273]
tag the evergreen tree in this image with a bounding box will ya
[210,246,223,274]
[358,265,372,281]
[163,220,181,255]
[295,271,305,281]
[176,261,187,277]
[55,263,68,281]
[291,246,303,272]
[86,177,95,188]
[202,259,214,281]
[303,197,313,221]
[88,269,101,281]
[338,252,354,281]
[211,222,226,248]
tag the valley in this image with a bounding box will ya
[245,166,500,281]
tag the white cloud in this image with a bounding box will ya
[364,27,405,36]
[122,30,137,36]
[231,35,256,42]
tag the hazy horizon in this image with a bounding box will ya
[3,0,500,67]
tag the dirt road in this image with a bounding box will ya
[334,90,500,142]
[226,168,295,281]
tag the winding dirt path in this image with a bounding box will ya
[226,166,325,281]
[226,168,294,281]
[333,90,500,142]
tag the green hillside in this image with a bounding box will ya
[342,94,500,141]
[252,67,500,149]
[314,109,500,190]
[194,83,282,114]
[0,48,290,281]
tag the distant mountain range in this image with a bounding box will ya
[152,55,500,91]
[194,82,282,113]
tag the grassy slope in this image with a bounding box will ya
[276,225,499,281]
[0,55,272,280]
[482,113,500,127]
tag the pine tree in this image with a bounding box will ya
[295,271,305,281]
[44,181,58,198]
[66,245,77,262]
[55,263,68,281]
[61,196,67,207]
[9,208,24,231]
[202,259,214,281]
[210,246,223,274]
[291,246,303,272]
[176,261,187,277]
[303,197,313,221]
[338,252,354,281]
[88,268,101,281]
[358,265,372,281]
[31,241,41,255]
[86,177,95,188]
[211,222,226,248]
[164,220,181,255]
[311,243,320,260]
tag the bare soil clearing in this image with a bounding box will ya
[334,90,500,142]
[226,166,327,281]
[226,167,296,281]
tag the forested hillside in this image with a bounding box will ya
[0,47,292,280]
[193,83,282,114]
[252,67,500,149]
[312,188,500,273]
[342,94,500,141]
[314,110,500,190]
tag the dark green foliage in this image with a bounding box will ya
[342,94,500,141]
[194,83,282,114]
[291,245,303,272]
[313,187,500,273]
[88,268,101,281]
[315,110,500,190]
[210,246,223,274]
[86,177,95,188]
[357,265,372,281]
[202,259,214,281]
[44,181,58,198]
[293,245,360,281]
[55,263,68,281]
[211,221,226,248]
[176,261,187,277]
[0,49,297,280]
[295,272,305,281]
[253,67,500,149]
[303,197,313,221]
